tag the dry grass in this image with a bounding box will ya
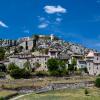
[0,90,17,97]
[0,76,96,89]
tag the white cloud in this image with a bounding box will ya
[56,18,62,22]
[0,21,8,28]
[38,23,48,29]
[44,5,67,14]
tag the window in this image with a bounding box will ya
[97,57,98,60]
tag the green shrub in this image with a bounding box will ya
[10,68,22,79]
[0,72,5,78]
[95,78,100,88]
[84,89,89,95]
[35,71,49,77]
[0,97,5,100]
[22,70,31,79]
[7,63,19,73]
[10,68,31,79]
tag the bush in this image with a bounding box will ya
[9,68,31,79]
[22,70,31,79]
[10,68,23,79]
[84,89,89,95]
[35,71,49,77]
[0,97,5,100]
[7,63,19,73]
[50,71,60,76]
[0,63,6,72]
[0,72,5,78]
[95,78,100,88]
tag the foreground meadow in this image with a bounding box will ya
[17,88,100,100]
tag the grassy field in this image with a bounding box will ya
[0,90,17,98]
[17,88,100,100]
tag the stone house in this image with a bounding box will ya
[9,53,49,71]
[86,51,100,75]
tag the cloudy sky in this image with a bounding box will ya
[0,0,100,50]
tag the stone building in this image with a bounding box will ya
[86,51,100,75]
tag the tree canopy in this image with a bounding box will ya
[0,47,5,61]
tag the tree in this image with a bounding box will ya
[68,57,77,74]
[58,60,67,76]
[18,46,23,52]
[47,58,67,76]
[10,68,23,79]
[47,58,59,72]
[22,69,31,79]
[0,47,5,61]
[24,61,32,72]
[34,62,41,69]
[71,57,77,66]
[25,41,28,50]
[44,48,49,55]
[7,63,19,73]
[14,48,18,54]
[32,35,39,51]
[0,63,6,72]
[68,64,74,73]
[84,89,89,96]
[82,67,88,73]
[95,78,100,88]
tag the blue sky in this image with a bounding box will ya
[0,0,100,50]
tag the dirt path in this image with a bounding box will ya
[9,93,32,100]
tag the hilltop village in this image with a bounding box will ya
[0,34,100,76]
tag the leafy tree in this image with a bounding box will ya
[34,62,41,68]
[32,35,39,51]
[47,58,59,72]
[68,64,74,73]
[95,78,100,88]
[7,63,19,73]
[35,71,49,77]
[71,57,77,66]
[0,63,6,72]
[82,67,88,73]
[0,97,5,100]
[58,60,67,76]
[24,61,32,72]
[14,48,18,54]
[25,41,28,50]
[68,57,77,74]
[10,68,23,79]
[0,72,5,78]
[22,69,31,79]
[47,58,67,76]
[44,48,49,54]
[18,46,23,52]
[0,47,5,61]
[84,89,89,95]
